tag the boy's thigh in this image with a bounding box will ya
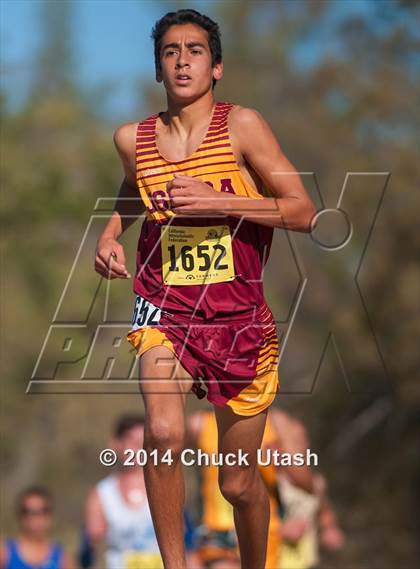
[214,406,269,493]
[139,344,194,401]
[214,405,268,461]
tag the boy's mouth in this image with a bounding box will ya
[175,74,192,84]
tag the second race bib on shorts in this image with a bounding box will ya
[161,225,235,286]
[131,295,163,331]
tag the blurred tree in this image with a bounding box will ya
[30,0,76,100]
[1,0,132,544]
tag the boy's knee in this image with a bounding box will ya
[144,416,185,458]
[219,470,256,507]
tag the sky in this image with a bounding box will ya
[1,0,214,119]
[0,0,381,121]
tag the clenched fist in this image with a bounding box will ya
[95,237,131,280]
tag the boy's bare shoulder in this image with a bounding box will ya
[228,105,268,158]
[113,122,138,155]
[229,104,265,130]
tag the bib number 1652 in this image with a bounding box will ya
[167,243,228,272]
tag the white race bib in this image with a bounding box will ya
[130,295,163,331]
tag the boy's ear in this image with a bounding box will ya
[213,61,223,82]
[156,66,163,83]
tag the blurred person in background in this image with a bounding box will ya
[81,414,197,568]
[187,409,345,568]
[271,413,345,569]
[186,410,283,569]
[82,414,163,568]
[278,472,344,569]
[0,487,75,569]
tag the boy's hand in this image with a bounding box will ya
[281,518,309,543]
[320,524,345,550]
[95,237,131,279]
[167,173,230,214]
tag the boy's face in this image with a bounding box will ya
[113,425,144,466]
[19,494,53,537]
[157,23,223,100]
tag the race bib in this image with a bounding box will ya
[131,295,163,331]
[161,225,235,286]
[124,551,164,569]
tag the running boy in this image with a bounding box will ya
[94,9,316,569]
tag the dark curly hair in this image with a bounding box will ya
[151,9,222,89]
[113,414,144,439]
[16,486,53,515]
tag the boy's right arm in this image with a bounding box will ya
[95,123,145,280]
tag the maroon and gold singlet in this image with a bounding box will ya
[127,101,280,415]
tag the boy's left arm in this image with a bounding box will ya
[226,106,317,232]
[168,107,317,232]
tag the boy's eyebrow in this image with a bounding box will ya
[162,41,207,51]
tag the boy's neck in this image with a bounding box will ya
[19,533,49,545]
[163,92,216,133]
